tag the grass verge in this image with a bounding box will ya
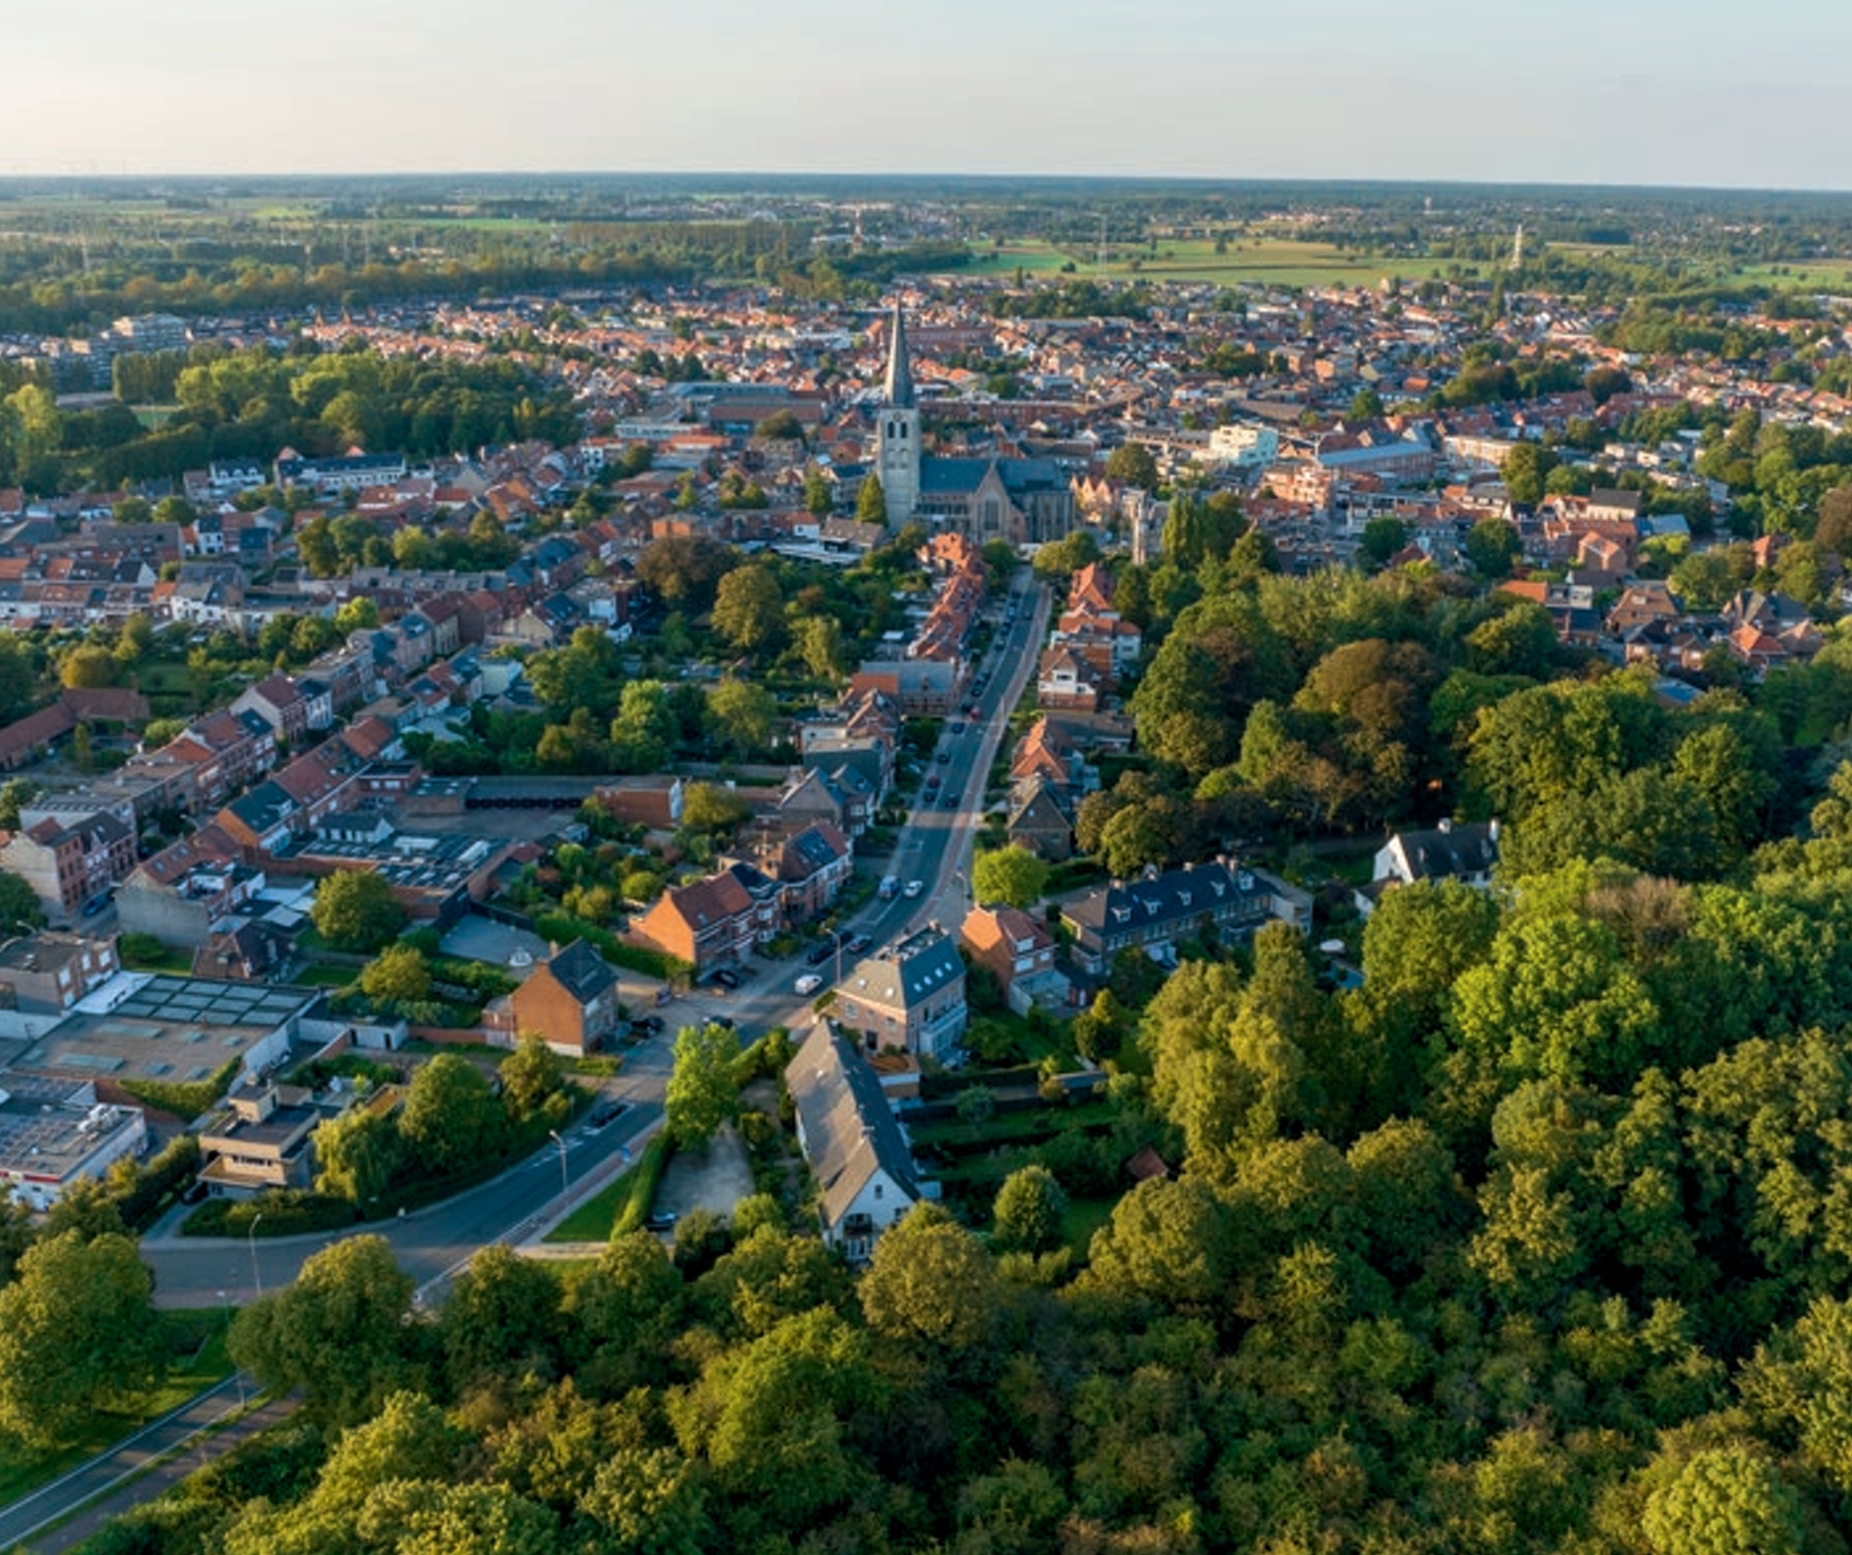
[0,1309,236,1505]
[545,1131,671,1243]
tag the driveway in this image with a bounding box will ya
[654,1125,755,1225]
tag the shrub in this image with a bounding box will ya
[120,1058,240,1123]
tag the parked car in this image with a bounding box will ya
[948,720,965,734]
[645,1210,678,1232]
[589,1100,626,1128]
[846,934,874,955]
[805,942,834,966]
[904,879,925,898]
[794,973,823,996]
[712,967,741,990]
[630,1015,664,1035]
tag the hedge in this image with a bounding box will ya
[611,1132,674,1237]
[182,1190,359,1239]
[119,1058,241,1123]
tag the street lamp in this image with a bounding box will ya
[548,1129,569,1200]
[247,1211,264,1301]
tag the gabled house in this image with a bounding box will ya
[629,870,757,975]
[1007,777,1075,861]
[1358,819,1501,916]
[508,939,623,1056]
[960,904,1069,1015]
[834,926,967,1061]
[786,1021,922,1262]
[1061,859,1312,977]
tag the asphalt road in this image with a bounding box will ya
[146,571,1049,1308]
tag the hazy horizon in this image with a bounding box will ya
[10,0,1850,192]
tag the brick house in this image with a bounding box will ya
[628,871,756,976]
[508,940,623,1056]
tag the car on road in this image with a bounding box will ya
[845,934,873,955]
[879,875,900,899]
[904,879,925,898]
[712,1015,737,1032]
[646,1210,678,1232]
[936,749,951,764]
[630,1015,664,1035]
[924,774,940,791]
[948,720,964,734]
[794,973,823,996]
[711,967,742,990]
[588,1101,626,1128]
[805,942,834,966]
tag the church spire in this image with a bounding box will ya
[883,302,915,410]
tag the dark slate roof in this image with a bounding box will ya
[787,1021,919,1230]
[883,304,916,411]
[997,458,1067,496]
[840,927,963,1012]
[223,781,296,836]
[1390,822,1499,881]
[1063,860,1261,935]
[545,939,619,1004]
[918,458,993,495]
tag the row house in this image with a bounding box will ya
[628,870,759,976]
[1036,644,1104,712]
[0,810,138,919]
[0,930,121,1016]
[1061,859,1313,978]
[230,673,334,747]
[1050,561,1143,688]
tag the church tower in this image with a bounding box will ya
[875,303,920,525]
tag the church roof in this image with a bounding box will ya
[883,304,916,410]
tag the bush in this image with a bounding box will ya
[114,1133,201,1232]
[117,932,172,968]
[532,912,692,983]
[119,1058,240,1123]
[182,1189,359,1238]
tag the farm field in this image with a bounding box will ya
[951,236,1474,289]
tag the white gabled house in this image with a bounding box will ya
[786,1021,922,1262]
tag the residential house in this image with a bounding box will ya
[507,940,624,1057]
[195,1081,325,1198]
[1358,819,1501,916]
[834,926,967,1061]
[1061,859,1312,977]
[1006,777,1075,861]
[628,871,757,976]
[0,931,121,1016]
[785,1021,922,1262]
[0,810,137,919]
[960,904,1069,1015]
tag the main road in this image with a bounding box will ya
[142,571,1050,1308]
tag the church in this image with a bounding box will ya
[872,306,1074,551]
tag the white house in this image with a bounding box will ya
[1358,819,1501,916]
[786,1021,921,1262]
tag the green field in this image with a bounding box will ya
[951,236,1469,290]
[0,1309,238,1505]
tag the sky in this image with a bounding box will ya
[6,0,1850,190]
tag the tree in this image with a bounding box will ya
[315,1107,405,1204]
[0,1231,163,1448]
[705,678,777,754]
[402,1054,507,1176]
[797,615,843,683]
[1501,442,1558,506]
[441,1245,566,1395]
[500,1036,565,1121]
[855,471,888,525]
[665,1023,739,1150]
[1105,442,1159,489]
[1348,386,1386,421]
[333,596,380,633]
[860,1204,998,1349]
[992,1165,1069,1255]
[310,869,406,952]
[636,535,736,611]
[1465,516,1525,579]
[803,466,834,516]
[1359,515,1410,568]
[681,781,751,836]
[59,645,119,689]
[0,871,44,935]
[972,845,1051,909]
[1641,1447,1807,1555]
[360,944,432,1006]
[230,1235,418,1425]
[711,565,783,655]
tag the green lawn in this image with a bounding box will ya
[290,964,357,989]
[0,1308,238,1505]
[547,1170,633,1242]
[937,236,1474,290]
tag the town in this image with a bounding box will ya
[2,175,1852,1555]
